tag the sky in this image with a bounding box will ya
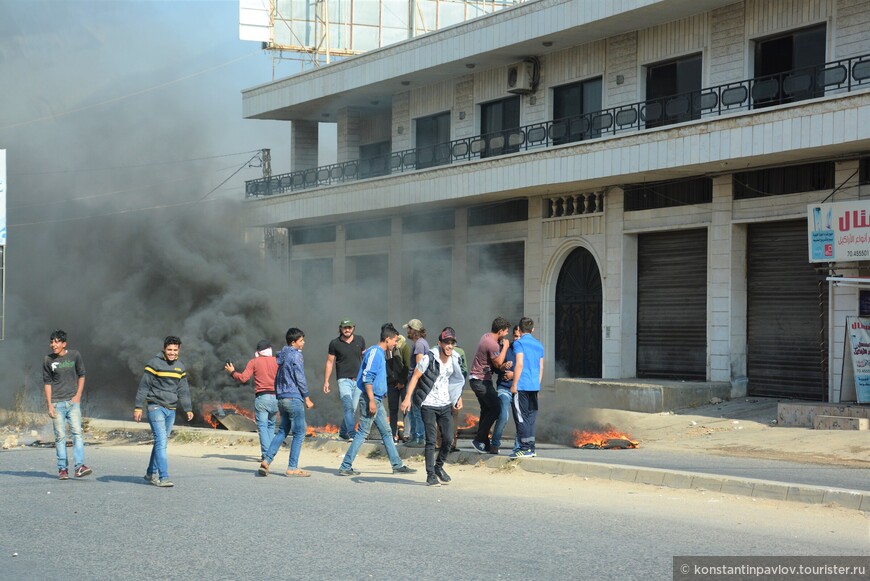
[0,0,329,419]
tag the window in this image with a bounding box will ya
[468,199,528,227]
[402,209,454,233]
[645,53,702,128]
[624,178,712,211]
[415,112,451,169]
[358,141,391,179]
[346,218,391,241]
[859,158,870,185]
[480,97,521,157]
[733,162,834,199]
[753,24,826,108]
[552,77,603,144]
[291,225,335,245]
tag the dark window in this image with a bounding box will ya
[753,24,826,108]
[860,158,870,185]
[480,97,521,158]
[468,199,529,227]
[291,225,335,245]
[345,218,392,241]
[358,141,391,179]
[415,112,451,169]
[402,209,454,233]
[624,178,712,211]
[733,162,834,199]
[645,53,702,128]
[552,77,603,144]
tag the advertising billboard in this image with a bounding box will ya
[807,200,870,263]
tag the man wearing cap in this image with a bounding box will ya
[402,318,429,447]
[401,327,466,486]
[323,319,366,441]
[225,339,279,461]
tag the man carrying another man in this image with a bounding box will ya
[468,317,510,454]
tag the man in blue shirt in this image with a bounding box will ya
[338,324,417,477]
[510,317,544,458]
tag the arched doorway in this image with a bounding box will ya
[555,247,602,377]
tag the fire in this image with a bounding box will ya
[457,414,479,430]
[572,428,639,449]
[201,402,255,428]
[306,424,339,437]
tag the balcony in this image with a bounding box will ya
[246,53,870,199]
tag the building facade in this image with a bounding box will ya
[241,0,870,402]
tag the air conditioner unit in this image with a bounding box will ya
[506,61,533,94]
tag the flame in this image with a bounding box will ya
[201,402,256,428]
[572,428,639,449]
[457,414,479,430]
[306,424,340,437]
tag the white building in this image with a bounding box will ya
[241,0,870,405]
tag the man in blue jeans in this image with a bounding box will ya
[338,324,416,477]
[43,329,91,480]
[491,325,521,455]
[259,327,314,477]
[134,336,194,488]
[322,319,365,441]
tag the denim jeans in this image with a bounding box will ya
[147,405,176,479]
[422,404,453,476]
[337,378,361,439]
[340,395,403,471]
[491,388,513,448]
[408,403,425,441]
[254,393,278,459]
[264,398,306,469]
[51,400,85,471]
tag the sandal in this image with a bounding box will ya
[285,469,311,477]
[258,461,270,476]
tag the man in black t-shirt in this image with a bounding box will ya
[323,319,366,441]
[42,329,91,480]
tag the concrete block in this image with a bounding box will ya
[813,415,869,430]
[690,476,724,492]
[719,478,757,497]
[822,490,865,511]
[518,458,563,474]
[556,378,731,413]
[634,469,666,486]
[786,486,827,504]
[661,472,694,489]
[609,466,640,483]
[579,463,615,480]
[779,402,870,428]
[751,482,789,501]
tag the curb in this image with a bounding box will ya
[88,421,870,511]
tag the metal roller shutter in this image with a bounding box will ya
[747,220,826,400]
[637,229,708,380]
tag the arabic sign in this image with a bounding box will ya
[0,149,5,246]
[843,316,870,403]
[807,200,870,262]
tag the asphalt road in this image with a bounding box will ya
[1,444,867,581]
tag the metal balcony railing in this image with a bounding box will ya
[246,52,870,198]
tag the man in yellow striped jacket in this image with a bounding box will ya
[133,336,193,488]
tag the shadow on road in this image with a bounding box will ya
[0,470,58,480]
[96,474,150,485]
[202,453,259,463]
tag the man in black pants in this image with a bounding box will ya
[468,317,510,454]
[402,327,466,487]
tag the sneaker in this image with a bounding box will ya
[392,465,417,474]
[426,473,441,486]
[471,439,488,453]
[488,446,500,456]
[154,479,174,487]
[406,439,425,448]
[434,466,451,483]
[337,468,359,476]
[143,473,158,485]
[509,449,536,459]
[74,465,92,478]
[58,469,69,480]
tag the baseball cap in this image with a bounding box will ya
[403,318,424,331]
[340,319,355,327]
[439,327,457,343]
[256,339,272,352]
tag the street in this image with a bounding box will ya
[1,442,868,580]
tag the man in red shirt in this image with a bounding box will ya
[226,339,278,461]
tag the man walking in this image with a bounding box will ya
[134,336,194,487]
[338,324,416,477]
[225,339,278,461]
[323,319,365,441]
[468,317,510,453]
[510,317,545,458]
[402,318,428,447]
[43,329,91,480]
[402,327,466,486]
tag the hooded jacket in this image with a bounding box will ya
[411,346,466,408]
